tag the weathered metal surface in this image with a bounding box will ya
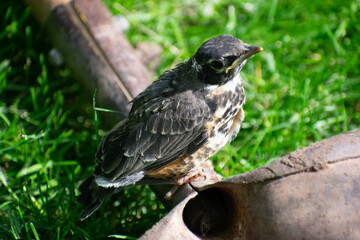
[26,0,153,126]
[73,0,152,99]
[140,192,200,240]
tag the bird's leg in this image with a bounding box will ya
[174,159,222,185]
[200,159,223,181]
[165,160,222,200]
[164,168,205,200]
[175,168,206,185]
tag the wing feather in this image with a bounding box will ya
[95,79,211,186]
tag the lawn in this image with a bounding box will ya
[1,0,359,239]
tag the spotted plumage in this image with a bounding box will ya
[78,35,262,220]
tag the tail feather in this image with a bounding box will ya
[78,176,115,220]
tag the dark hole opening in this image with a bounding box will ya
[183,188,233,238]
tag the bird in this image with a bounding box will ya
[78,34,262,220]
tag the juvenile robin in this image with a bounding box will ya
[78,35,262,220]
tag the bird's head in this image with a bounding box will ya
[192,35,262,85]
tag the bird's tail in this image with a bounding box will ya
[77,176,115,220]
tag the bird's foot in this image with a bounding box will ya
[165,160,222,200]
[164,169,206,200]
[174,160,222,185]
[175,168,206,185]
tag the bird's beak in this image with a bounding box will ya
[225,45,263,74]
[243,45,263,59]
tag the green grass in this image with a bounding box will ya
[1,0,359,239]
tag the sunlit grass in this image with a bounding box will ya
[1,0,359,238]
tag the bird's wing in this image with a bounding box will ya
[94,90,211,186]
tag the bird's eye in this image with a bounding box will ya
[210,60,225,70]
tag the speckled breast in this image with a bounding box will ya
[145,77,246,180]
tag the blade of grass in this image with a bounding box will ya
[30,222,40,240]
